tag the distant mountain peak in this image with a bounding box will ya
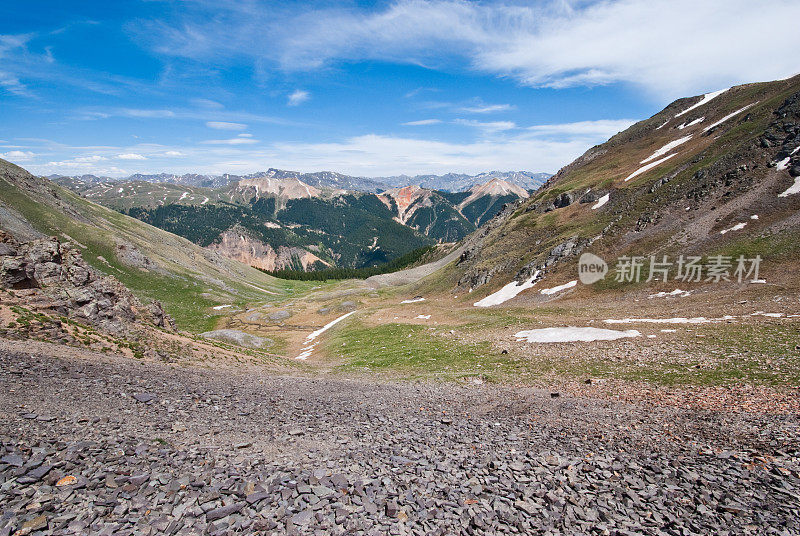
[469,177,530,198]
[238,176,321,199]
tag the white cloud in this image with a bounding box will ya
[402,119,442,126]
[0,150,35,161]
[73,155,107,163]
[139,0,800,98]
[200,137,259,145]
[459,103,514,114]
[454,119,516,132]
[206,121,247,130]
[116,153,147,160]
[192,98,224,109]
[527,119,637,138]
[19,116,631,178]
[288,89,310,106]
[121,109,176,118]
[266,133,579,176]
[0,72,28,96]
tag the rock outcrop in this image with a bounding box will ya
[0,232,175,335]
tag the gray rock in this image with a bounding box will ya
[206,502,244,522]
[199,329,273,349]
[267,309,292,322]
[133,393,156,404]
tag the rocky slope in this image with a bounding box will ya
[0,231,174,337]
[1,341,797,535]
[456,75,800,302]
[0,158,289,331]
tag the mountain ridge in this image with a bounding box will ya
[48,168,551,194]
[449,75,800,305]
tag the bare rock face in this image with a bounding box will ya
[207,226,329,272]
[0,232,175,335]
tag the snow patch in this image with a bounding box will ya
[201,196,209,205]
[401,297,426,304]
[604,317,736,325]
[675,88,729,117]
[776,157,791,171]
[591,193,610,210]
[212,304,233,310]
[416,314,431,320]
[720,222,747,235]
[178,191,189,201]
[540,280,577,295]
[702,103,757,133]
[750,214,758,220]
[515,327,640,343]
[678,117,704,130]
[751,311,784,318]
[641,136,692,164]
[625,154,676,182]
[306,311,356,342]
[648,289,691,298]
[778,177,800,198]
[296,311,356,360]
[474,271,540,307]
[295,342,318,361]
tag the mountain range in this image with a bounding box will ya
[52,174,532,271]
[49,169,550,194]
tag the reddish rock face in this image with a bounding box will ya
[206,227,329,272]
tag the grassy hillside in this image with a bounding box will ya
[0,159,319,332]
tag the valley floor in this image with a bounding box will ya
[1,338,799,535]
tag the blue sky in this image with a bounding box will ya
[1,0,798,178]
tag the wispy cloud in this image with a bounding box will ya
[73,155,106,162]
[206,121,247,130]
[287,89,310,106]
[121,109,176,119]
[528,119,637,138]
[116,153,147,160]
[459,102,514,114]
[454,119,517,133]
[200,137,259,145]
[22,114,634,177]
[135,0,800,97]
[402,119,442,126]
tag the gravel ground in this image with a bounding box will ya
[1,339,799,536]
